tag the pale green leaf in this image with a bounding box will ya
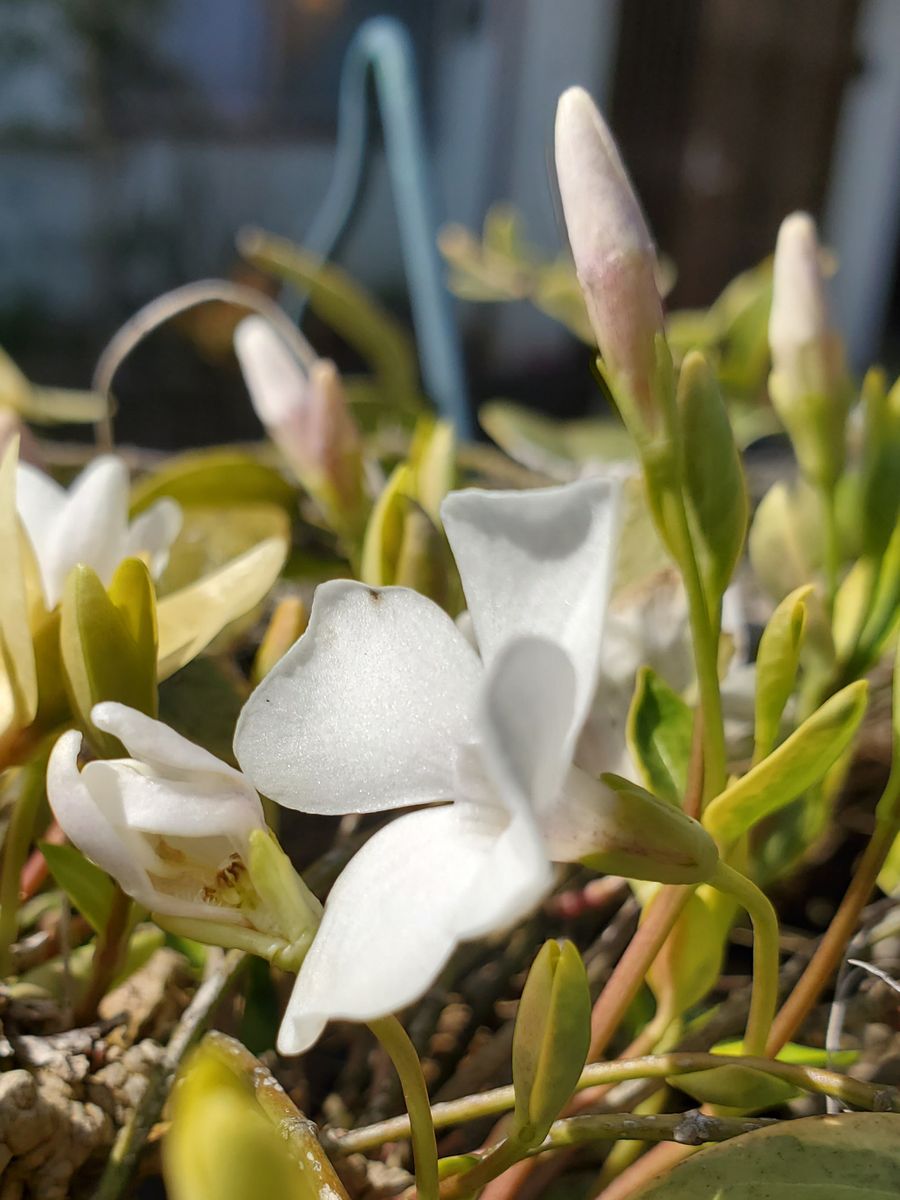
[704,682,868,845]
[753,585,812,763]
[156,536,287,681]
[130,449,295,516]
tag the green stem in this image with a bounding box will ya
[152,913,308,972]
[710,861,779,1056]
[659,485,727,803]
[330,1053,899,1155]
[0,754,48,976]
[369,1016,439,1200]
[441,1135,526,1199]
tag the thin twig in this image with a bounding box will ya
[92,950,246,1200]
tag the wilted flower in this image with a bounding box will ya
[48,702,267,922]
[236,477,717,1052]
[768,212,849,486]
[234,317,367,539]
[16,456,181,609]
[554,86,667,440]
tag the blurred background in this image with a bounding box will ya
[2,0,899,443]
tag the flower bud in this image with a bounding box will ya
[47,703,319,963]
[556,771,720,885]
[234,317,368,541]
[512,939,591,1146]
[554,87,668,443]
[768,213,850,486]
[165,1045,324,1200]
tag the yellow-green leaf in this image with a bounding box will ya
[0,440,37,736]
[753,585,812,763]
[704,681,868,846]
[130,449,296,516]
[59,559,158,755]
[634,1112,900,1199]
[156,536,287,680]
[359,463,412,587]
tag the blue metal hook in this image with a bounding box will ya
[294,16,473,437]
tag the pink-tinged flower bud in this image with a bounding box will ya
[554,87,667,440]
[768,213,850,486]
[234,318,368,539]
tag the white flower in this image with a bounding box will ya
[16,456,181,609]
[48,702,266,922]
[235,477,624,1052]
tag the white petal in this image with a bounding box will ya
[79,759,263,845]
[91,702,253,792]
[15,463,64,554]
[478,636,578,814]
[47,731,152,903]
[125,499,182,579]
[42,456,130,605]
[235,580,482,814]
[277,801,550,1054]
[539,764,623,863]
[442,476,621,736]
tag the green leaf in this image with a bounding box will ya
[877,831,900,897]
[627,667,693,805]
[633,1112,900,1198]
[60,558,158,756]
[239,228,423,416]
[674,1041,856,1112]
[704,681,868,846]
[512,940,591,1146]
[677,351,748,607]
[753,585,812,763]
[39,841,115,934]
[860,369,900,559]
[748,481,822,602]
[130,449,296,516]
[1,347,108,424]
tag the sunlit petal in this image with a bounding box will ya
[442,475,621,739]
[235,580,481,814]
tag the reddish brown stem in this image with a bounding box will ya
[589,885,693,1059]
[766,819,896,1053]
